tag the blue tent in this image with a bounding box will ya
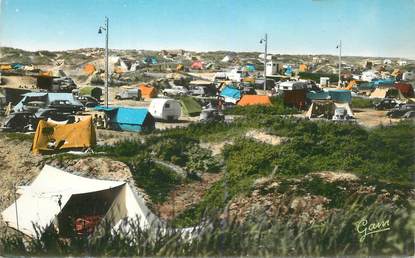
[357,82,376,90]
[246,64,256,72]
[307,91,330,101]
[11,63,25,69]
[307,90,352,103]
[220,86,241,103]
[328,90,352,103]
[95,106,155,132]
[284,65,293,76]
[373,78,395,87]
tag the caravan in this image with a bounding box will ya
[149,98,181,121]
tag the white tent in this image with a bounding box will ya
[1,165,160,237]
[306,100,354,119]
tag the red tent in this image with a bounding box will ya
[395,83,414,98]
[191,61,203,70]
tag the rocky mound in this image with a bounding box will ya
[228,172,415,224]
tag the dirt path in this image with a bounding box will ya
[156,172,222,221]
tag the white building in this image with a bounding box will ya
[266,61,278,75]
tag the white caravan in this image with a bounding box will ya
[149,98,181,121]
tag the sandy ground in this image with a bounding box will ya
[245,129,287,145]
[0,136,43,231]
[353,108,401,128]
[200,141,233,156]
[298,108,402,128]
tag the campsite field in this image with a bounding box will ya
[1,109,414,256]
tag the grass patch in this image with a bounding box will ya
[351,97,378,108]
[2,132,34,142]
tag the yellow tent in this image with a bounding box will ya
[32,116,96,154]
[0,64,12,70]
[176,64,184,71]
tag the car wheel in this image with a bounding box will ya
[163,92,168,96]
[115,96,121,100]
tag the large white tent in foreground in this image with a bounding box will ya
[1,165,161,237]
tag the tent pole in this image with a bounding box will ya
[14,184,19,231]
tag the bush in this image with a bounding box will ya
[130,153,181,203]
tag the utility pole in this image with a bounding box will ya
[338,40,342,88]
[99,17,109,107]
[260,33,268,91]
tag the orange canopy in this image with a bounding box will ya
[32,116,96,154]
[139,84,158,99]
[237,95,272,106]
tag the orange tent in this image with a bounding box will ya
[84,64,96,75]
[237,95,272,106]
[139,84,158,99]
[32,116,96,154]
[299,64,308,72]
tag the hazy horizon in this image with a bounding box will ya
[1,0,414,59]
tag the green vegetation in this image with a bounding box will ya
[224,96,298,116]
[351,97,378,108]
[130,153,181,203]
[96,104,414,226]
[2,132,33,142]
[1,203,413,256]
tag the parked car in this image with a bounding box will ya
[332,108,354,121]
[241,87,257,95]
[386,104,415,118]
[115,88,142,101]
[77,95,100,108]
[35,108,75,122]
[374,98,399,110]
[190,86,208,97]
[48,100,85,113]
[402,110,415,119]
[163,85,189,96]
[1,111,35,132]
[199,108,224,123]
[23,101,47,112]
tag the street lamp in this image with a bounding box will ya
[260,33,268,91]
[98,17,109,107]
[337,40,342,88]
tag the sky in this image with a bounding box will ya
[0,0,414,58]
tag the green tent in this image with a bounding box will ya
[180,96,202,117]
[79,87,103,100]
